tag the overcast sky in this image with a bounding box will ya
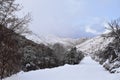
[17,0,120,38]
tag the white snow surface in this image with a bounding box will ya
[4,57,120,80]
[76,36,114,55]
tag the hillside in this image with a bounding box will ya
[0,26,85,78]
[25,34,88,49]
[76,34,120,73]
[76,35,114,55]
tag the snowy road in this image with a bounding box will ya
[4,57,120,80]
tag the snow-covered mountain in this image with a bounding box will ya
[76,35,114,55]
[25,33,114,54]
[25,33,88,49]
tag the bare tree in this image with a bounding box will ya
[0,0,31,34]
[0,25,22,80]
[105,18,120,61]
[0,0,31,79]
[106,18,120,41]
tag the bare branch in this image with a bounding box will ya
[0,0,31,35]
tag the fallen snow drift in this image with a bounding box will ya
[4,57,120,80]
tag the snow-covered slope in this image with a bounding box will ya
[76,35,114,55]
[4,57,120,80]
[25,34,87,48]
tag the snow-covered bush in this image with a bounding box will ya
[21,44,60,71]
[93,18,120,73]
[103,59,120,73]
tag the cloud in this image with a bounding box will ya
[85,26,101,35]
[16,0,85,37]
[16,0,120,38]
[84,17,107,35]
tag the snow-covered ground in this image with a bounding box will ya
[4,57,120,80]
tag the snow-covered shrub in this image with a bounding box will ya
[90,37,120,73]
[103,59,120,73]
[21,44,59,71]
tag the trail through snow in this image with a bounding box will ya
[4,57,120,80]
